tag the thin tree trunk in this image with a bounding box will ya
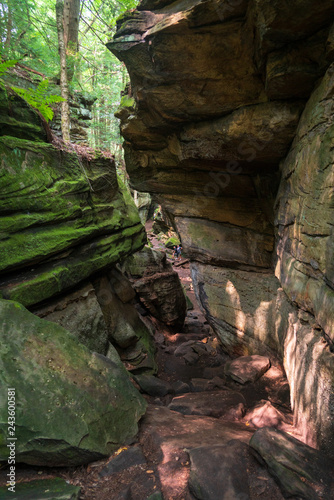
[64,0,80,82]
[56,0,71,142]
[4,0,12,56]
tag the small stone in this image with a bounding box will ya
[99,446,147,477]
[207,376,227,390]
[134,374,173,397]
[172,380,190,394]
[189,378,210,392]
[174,340,197,357]
[244,401,289,429]
[184,352,199,365]
[225,355,271,384]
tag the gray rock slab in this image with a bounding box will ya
[99,446,147,477]
[168,390,246,419]
[250,427,334,499]
[225,355,271,384]
[188,441,251,500]
[139,406,255,500]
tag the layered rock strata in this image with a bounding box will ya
[108,0,334,455]
[122,245,187,328]
[0,80,149,466]
[0,83,146,308]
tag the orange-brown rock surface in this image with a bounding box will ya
[109,0,334,456]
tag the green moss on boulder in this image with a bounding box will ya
[165,236,180,249]
[0,86,47,141]
[0,299,147,466]
[0,136,146,307]
[0,478,81,500]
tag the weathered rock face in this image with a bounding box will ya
[0,86,146,309]
[0,300,147,466]
[250,427,334,499]
[93,270,158,373]
[33,283,109,354]
[133,190,154,223]
[109,0,334,455]
[122,245,187,328]
[0,79,151,467]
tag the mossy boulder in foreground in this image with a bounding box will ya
[0,477,81,500]
[0,299,147,466]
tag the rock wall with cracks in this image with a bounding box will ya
[108,0,334,456]
[0,75,189,466]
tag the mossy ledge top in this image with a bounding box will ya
[0,135,146,307]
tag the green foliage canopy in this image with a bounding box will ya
[0,0,139,153]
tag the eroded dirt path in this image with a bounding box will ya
[0,225,297,500]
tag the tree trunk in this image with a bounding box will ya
[4,0,13,56]
[56,0,71,143]
[64,0,80,82]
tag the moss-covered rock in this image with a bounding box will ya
[0,477,81,500]
[0,299,147,466]
[0,136,146,307]
[165,236,180,249]
[0,85,47,141]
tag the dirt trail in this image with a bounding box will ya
[0,225,296,500]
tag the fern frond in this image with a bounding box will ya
[0,60,18,77]
[11,79,65,123]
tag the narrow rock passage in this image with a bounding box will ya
[80,226,295,500]
[3,228,331,500]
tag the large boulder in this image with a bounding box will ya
[250,427,334,499]
[93,274,157,373]
[0,299,147,466]
[191,263,281,357]
[122,246,187,328]
[33,283,109,355]
[133,191,153,223]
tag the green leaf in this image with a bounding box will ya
[0,60,18,77]
[11,79,65,122]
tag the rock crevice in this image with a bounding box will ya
[109,0,334,456]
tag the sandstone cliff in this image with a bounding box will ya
[108,0,334,456]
